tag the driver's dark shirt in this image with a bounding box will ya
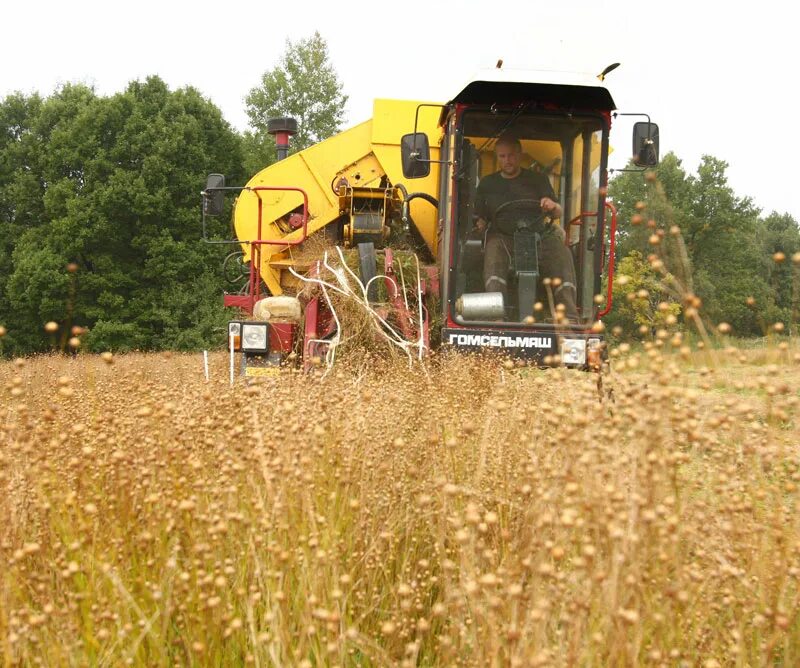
[475,168,556,235]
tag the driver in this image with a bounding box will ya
[475,134,579,322]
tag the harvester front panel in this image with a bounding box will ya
[431,78,616,366]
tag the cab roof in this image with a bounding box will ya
[448,68,616,111]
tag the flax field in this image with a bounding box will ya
[2,341,800,667]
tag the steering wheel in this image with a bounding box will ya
[492,198,544,227]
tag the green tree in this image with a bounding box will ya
[0,92,47,351]
[684,156,774,333]
[759,212,800,315]
[610,153,695,296]
[603,251,681,337]
[243,31,348,174]
[0,78,245,355]
[609,153,778,336]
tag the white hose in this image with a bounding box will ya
[289,250,428,367]
[289,257,340,377]
[411,252,426,360]
[329,250,416,359]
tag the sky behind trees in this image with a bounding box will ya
[1,0,796,220]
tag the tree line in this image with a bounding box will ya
[0,33,345,355]
[607,154,799,338]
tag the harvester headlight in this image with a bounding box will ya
[241,322,269,353]
[587,337,603,370]
[561,338,586,366]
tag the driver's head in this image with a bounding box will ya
[494,134,523,178]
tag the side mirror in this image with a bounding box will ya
[203,173,225,216]
[401,133,431,179]
[632,122,659,167]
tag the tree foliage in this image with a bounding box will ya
[603,251,682,336]
[243,31,348,173]
[0,78,245,354]
[760,212,800,314]
[609,153,799,337]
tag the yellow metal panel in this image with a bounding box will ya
[234,121,380,295]
[235,120,376,258]
[371,99,442,145]
[244,367,280,377]
[371,99,443,256]
[233,99,446,295]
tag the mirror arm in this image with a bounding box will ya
[410,103,448,156]
[412,103,448,136]
[613,112,653,138]
[410,103,451,168]
[609,166,647,174]
[410,148,452,167]
[413,157,453,166]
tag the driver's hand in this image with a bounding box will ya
[540,197,558,213]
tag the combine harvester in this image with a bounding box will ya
[202,67,659,375]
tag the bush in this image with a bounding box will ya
[604,251,681,338]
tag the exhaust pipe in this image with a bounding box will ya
[267,117,298,161]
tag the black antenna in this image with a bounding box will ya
[597,63,620,81]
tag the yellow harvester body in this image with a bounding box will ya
[233,100,443,296]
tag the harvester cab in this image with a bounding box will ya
[400,70,659,366]
[202,69,659,374]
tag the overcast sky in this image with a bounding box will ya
[2,0,796,220]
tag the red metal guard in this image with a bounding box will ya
[223,185,310,314]
[383,248,417,341]
[597,201,617,318]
